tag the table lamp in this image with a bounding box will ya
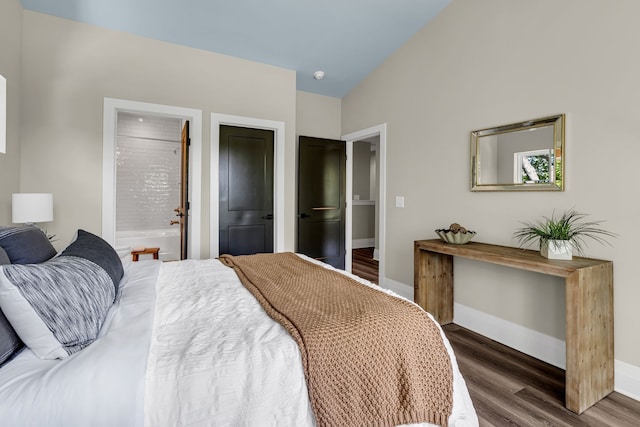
[12,193,54,225]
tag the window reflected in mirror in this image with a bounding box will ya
[471,114,565,191]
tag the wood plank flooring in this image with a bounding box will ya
[443,324,640,426]
[352,247,378,284]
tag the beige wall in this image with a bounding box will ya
[295,91,342,140]
[12,0,640,372]
[342,0,640,368]
[0,0,23,223]
[20,11,297,256]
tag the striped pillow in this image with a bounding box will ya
[0,256,116,359]
[60,230,124,293]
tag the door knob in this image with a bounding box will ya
[170,220,180,225]
[298,213,311,218]
[261,214,274,220]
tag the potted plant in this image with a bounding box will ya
[513,209,616,260]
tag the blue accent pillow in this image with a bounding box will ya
[0,250,23,366]
[0,226,57,264]
[60,230,124,293]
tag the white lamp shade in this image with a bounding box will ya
[12,193,54,224]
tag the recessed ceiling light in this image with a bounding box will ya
[313,71,325,80]
[138,118,144,122]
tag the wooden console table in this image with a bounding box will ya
[414,239,613,414]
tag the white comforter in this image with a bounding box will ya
[145,257,478,427]
[0,257,477,427]
[0,260,160,427]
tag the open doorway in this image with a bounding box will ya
[113,112,186,261]
[351,136,379,283]
[343,124,387,286]
[102,98,203,259]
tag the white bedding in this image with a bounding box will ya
[145,256,478,427]
[0,260,160,427]
[0,256,478,427]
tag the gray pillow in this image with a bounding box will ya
[0,309,23,366]
[0,247,9,265]
[0,226,57,264]
[0,248,23,366]
[60,230,124,293]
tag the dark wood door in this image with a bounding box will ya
[219,125,274,256]
[297,136,346,269]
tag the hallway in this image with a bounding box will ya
[352,247,378,284]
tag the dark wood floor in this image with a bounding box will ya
[443,324,640,426]
[352,247,378,284]
[350,251,640,424]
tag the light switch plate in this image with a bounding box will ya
[395,196,404,208]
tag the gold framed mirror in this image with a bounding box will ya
[470,114,565,191]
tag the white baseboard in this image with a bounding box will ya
[373,248,380,261]
[455,302,640,401]
[377,277,640,402]
[453,303,566,369]
[379,277,413,301]
[615,360,640,401]
[352,238,375,249]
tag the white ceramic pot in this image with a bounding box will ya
[540,239,572,260]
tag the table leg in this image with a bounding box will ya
[414,245,454,324]
[565,263,614,413]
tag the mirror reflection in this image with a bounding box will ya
[470,114,565,191]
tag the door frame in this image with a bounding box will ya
[102,98,203,259]
[342,123,387,283]
[210,113,285,258]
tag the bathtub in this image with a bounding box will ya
[115,228,180,261]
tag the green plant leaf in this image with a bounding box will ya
[513,209,617,255]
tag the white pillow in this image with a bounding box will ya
[115,246,132,271]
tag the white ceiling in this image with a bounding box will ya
[19,0,451,98]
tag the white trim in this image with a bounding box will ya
[364,276,640,401]
[379,276,413,301]
[210,113,285,258]
[454,302,640,401]
[454,302,566,369]
[342,124,387,284]
[102,98,203,259]
[0,74,6,154]
[352,238,375,249]
[615,360,640,401]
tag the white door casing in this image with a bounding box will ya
[342,123,387,283]
[102,98,203,259]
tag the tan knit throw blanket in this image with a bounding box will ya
[219,253,453,427]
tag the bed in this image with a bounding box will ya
[0,225,478,427]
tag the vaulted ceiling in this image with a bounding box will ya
[19,0,451,98]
